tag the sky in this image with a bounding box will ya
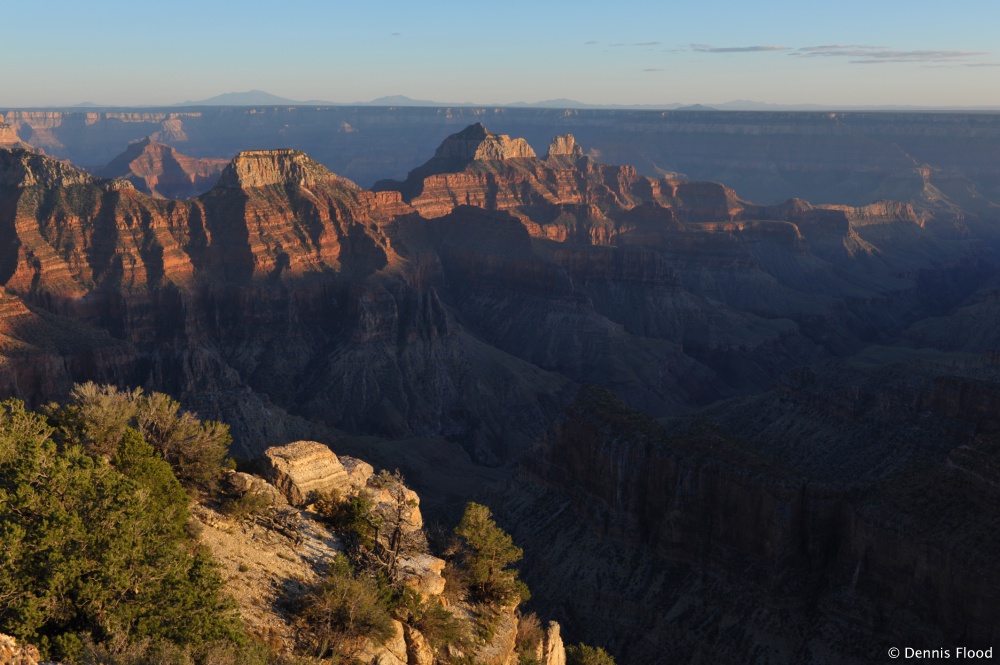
[3,0,999,108]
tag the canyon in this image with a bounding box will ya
[0,115,998,663]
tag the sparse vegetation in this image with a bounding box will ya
[294,554,395,659]
[566,643,618,665]
[401,591,468,651]
[317,470,422,585]
[221,488,274,522]
[46,382,233,492]
[515,612,544,664]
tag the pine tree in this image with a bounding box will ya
[454,502,530,606]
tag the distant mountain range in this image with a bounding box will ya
[40,90,1000,112]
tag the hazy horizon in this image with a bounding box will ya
[3,0,999,108]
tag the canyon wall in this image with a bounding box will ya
[4,107,1000,210]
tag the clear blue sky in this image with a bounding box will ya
[3,0,999,107]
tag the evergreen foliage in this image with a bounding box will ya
[566,643,618,665]
[46,382,232,491]
[453,502,530,607]
[0,397,242,662]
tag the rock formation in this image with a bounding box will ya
[95,137,228,199]
[509,378,1000,662]
[535,622,566,665]
[0,122,33,152]
[263,440,351,505]
[0,634,40,665]
[432,122,536,162]
[6,106,1000,217]
[545,134,583,159]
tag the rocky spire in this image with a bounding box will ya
[433,123,536,162]
[545,134,583,158]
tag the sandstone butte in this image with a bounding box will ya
[95,136,228,199]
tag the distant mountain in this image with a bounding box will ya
[175,90,338,107]
[359,95,461,107]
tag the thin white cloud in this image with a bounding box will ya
[923,62,1000,69]
[691,44,790,53]
[795,45,986,64]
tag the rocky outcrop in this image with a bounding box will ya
[0,123,33,152]
[535,622,566,665]
[263,441,351,505]
[402,625,434,665]
[341,456,375,489]
[432,123,536,163]
[96,137,227,199]
[0,634,40,665]
[545,134,583,159]
[226,470,288,506]
[360,620,408,665]
[475,611,518,665]
[396,554,446,596]
[217,149,357,190]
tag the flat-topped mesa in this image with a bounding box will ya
[545,133,584,159]
[216,149,358,190]
[0,121,36,152]
[0,121,20,145]
[434,122,536,162]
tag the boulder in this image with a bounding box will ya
[225,471,287,506]
[262,441,350,506]
[341,455,375,490]
[0,634,40,665]
[358,620,408,665]
[397,553,447,596]
[402,624,434,665]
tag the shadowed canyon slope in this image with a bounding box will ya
[0,121,998,663]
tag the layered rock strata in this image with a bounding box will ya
[96,137,228,199]
[263,440,351,505]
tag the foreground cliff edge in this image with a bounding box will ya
[0,123,998,663]
[0,389,575,665]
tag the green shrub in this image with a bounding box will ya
[222,489,274,522]
[454,502,530,607]
[46,383,232,491]
[515,612,544,662]
[296,554,395,659]
[566,643,618,665]
[0,399,242,661]
[407,594,467,650]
